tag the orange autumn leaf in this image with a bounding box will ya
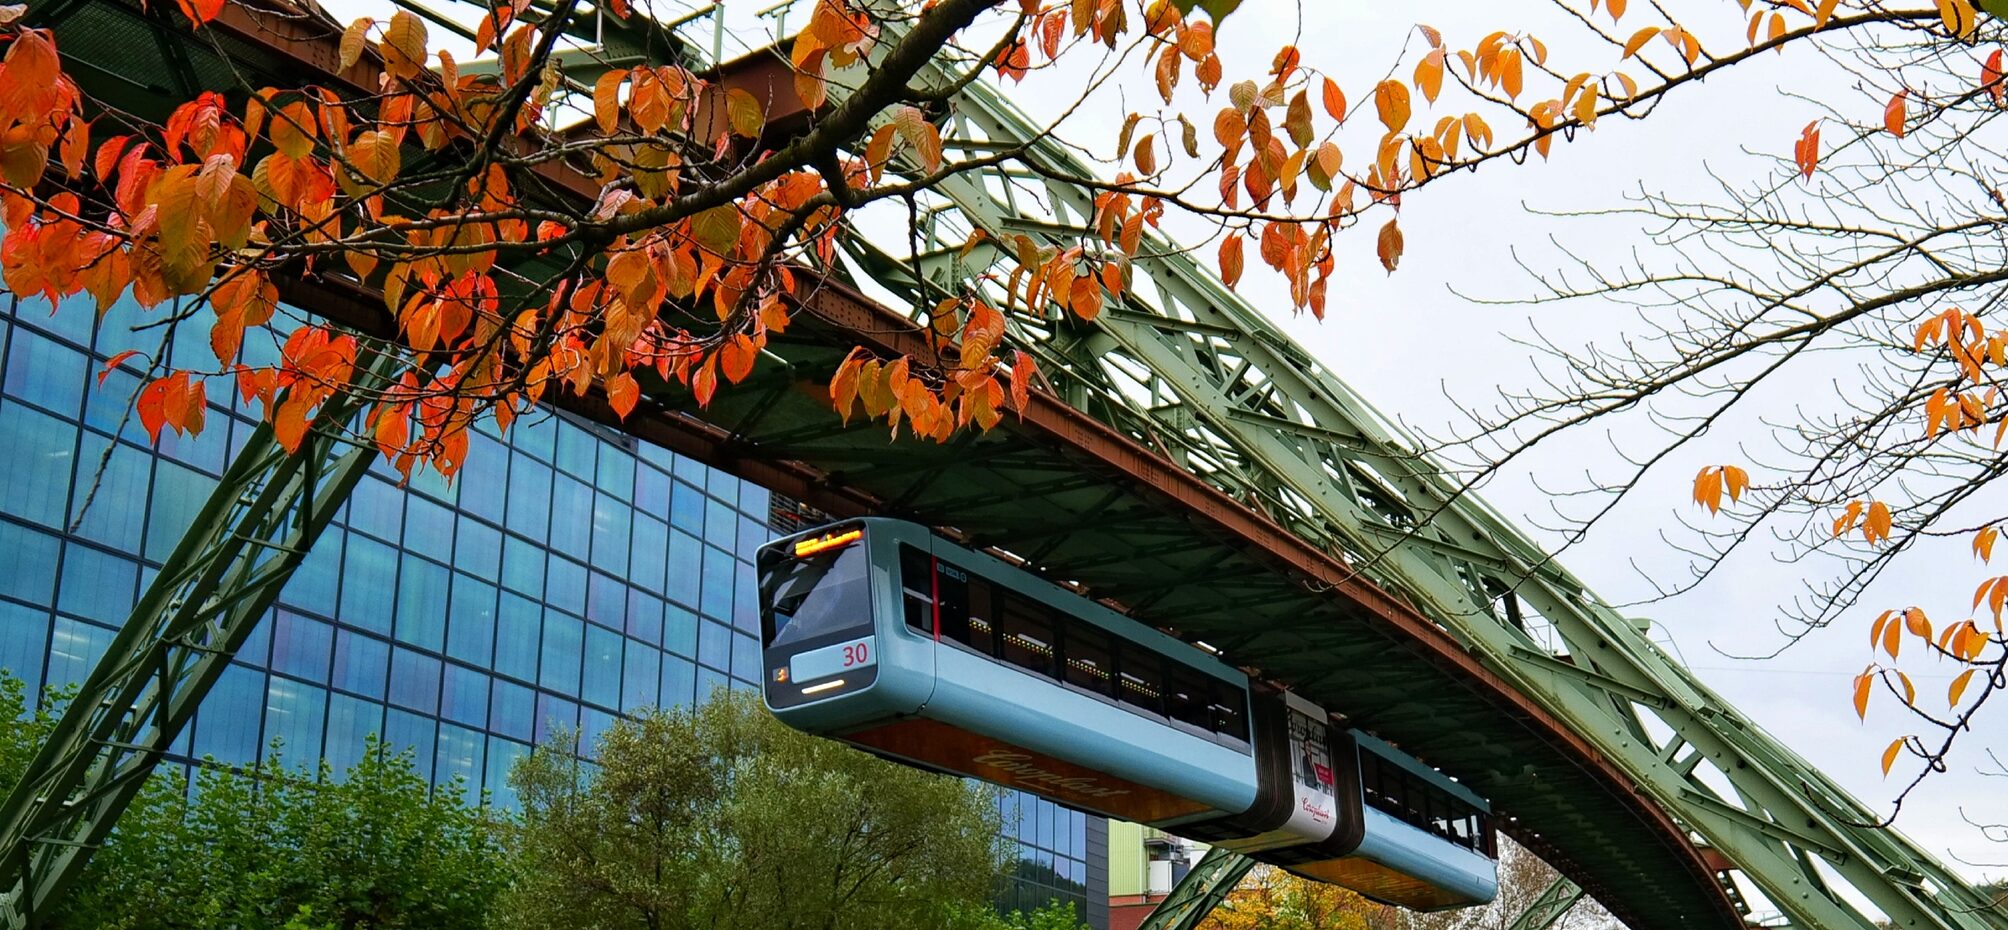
[1881,736,1906,776]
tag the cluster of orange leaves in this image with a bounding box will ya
[0,0,921,484]
[1690,463,1750,514]
[827,296,1032,443]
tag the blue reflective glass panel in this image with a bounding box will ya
[457,432,507,524]
[659,654,695,710]
[388,646,442,714]
[539,612,582,697]
[264,677,327,769]
[0,600,50,696]
[485,738,528,812]
[57,544,137,625]
[582,624,622,710]
[663,604,697,660]
[4,328,86,417]
[590,492,630,571]
[404,495,454,563]
[193,665,265,766]
[621,644,659,712]
[488,678,533,741]
[269,611,333,683]
[441,663,489,728]
[669,481,703,536]
[322,693,382,778]
[347,477,404,543]
[586,572,624,630]
[68,433,146,551]
[629,516,667,593]
[143,461,213,562]
[385,708,437,782]
[665,531,700,609]
[45,617,110,692]
[700,545,734,622]
[435,723,484,806]
[0,403,75,528]
[283,526,341,613]
[504,454,551,539]
[394,555,449,651]
[493,593,540,683]
[0,520,59,605]
[331,630,389,700]
[446,573,496,667]
[501,534,545,599]
[339,536,397,634]
[547,476,592,559]
[454,516,501,579]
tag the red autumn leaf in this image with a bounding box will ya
[1219,232,1244,289]
[98,350,139,386]
[137,375,172,443]
[1793,121,1819,180]
[1010,350,1036,417]
[1884,89,1908,138]
[605,371,639,419]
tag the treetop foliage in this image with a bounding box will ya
[502,689,1018,930]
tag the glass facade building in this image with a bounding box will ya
[0,293,1106,927]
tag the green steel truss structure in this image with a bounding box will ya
[0,2,2002,930]
[842,22,2005,930]
[0,343,398,927]
[1506,878,1591,930]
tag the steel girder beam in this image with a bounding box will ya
[1136,849,1256,930]
[0,346,401,928]
[1507,877,1589,930]
[825,16,2002,930]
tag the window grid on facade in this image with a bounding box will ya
[0,295,1104,929]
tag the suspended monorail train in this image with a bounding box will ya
[758,518,1498,910]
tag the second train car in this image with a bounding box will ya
[758,517,1498,910]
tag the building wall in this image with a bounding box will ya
[1105,821,1206,930]
[0,294,1105,927]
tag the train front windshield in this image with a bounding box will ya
[760,530,873,650]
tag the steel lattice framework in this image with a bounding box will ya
[830,16,2008,930]
[0,2,2000,930]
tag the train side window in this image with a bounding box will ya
[899,545,932,632]
[1430,791,1452,840]
[1117,647,1165,716]
[1063,621,1116,697]
[997,593,1056,677]
[1211,683,1247,742]
[1406,773,1429,829]
[936,559,972,644]
[1166,667,1212,731]
[966,575,997,656]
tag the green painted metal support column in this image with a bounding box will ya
[1507,877,1588,930]
[1138,849,1256,930]
[0,345,401,928]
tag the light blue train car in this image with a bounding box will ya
[758,517,1498,911]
